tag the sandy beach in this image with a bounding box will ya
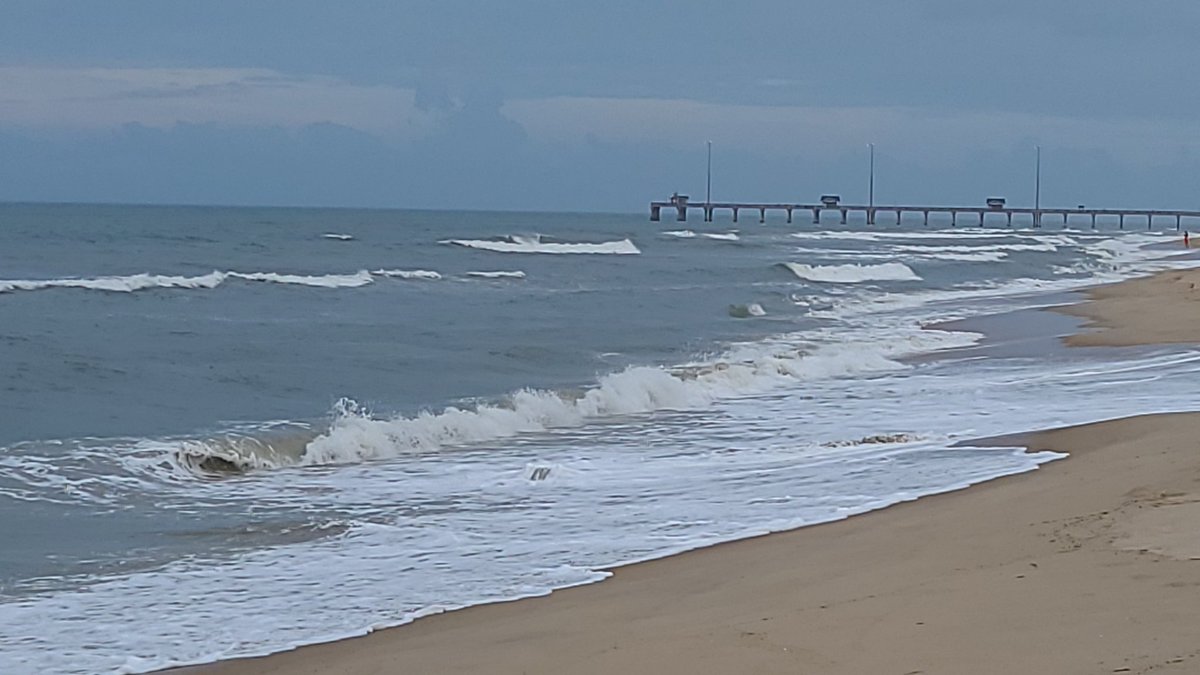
[1060,265,1200,346]
[184,269,1200,675]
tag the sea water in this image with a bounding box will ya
[0,203,1197,673]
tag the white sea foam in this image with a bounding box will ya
[925,251,1009,262]
[371,269,443,280]
[0,270,374,294]
[791,246,1008,263]
[891,242,1058,254]
[664,230,739,241]
[791,229,1048,242]
[295,326,975,466]
[230,271,373,288]
[20,336,1200,674]
[443,234,640,255]
[782,262,922,283]
[466,270,527,279]
[322,233,354,241]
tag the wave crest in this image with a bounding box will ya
[467,271,527,279]
[292,328,975,467]
[0,269,411,294]
[442,234,640,255]
[370,269,443,280]
[781,262,921,283]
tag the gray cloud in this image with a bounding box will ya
[3,2,1200,210]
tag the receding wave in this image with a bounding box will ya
[442,234,640,255]
[781,262,921,283]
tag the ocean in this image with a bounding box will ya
[1,202,1198,673]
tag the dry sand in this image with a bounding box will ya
[185,271,1200,675]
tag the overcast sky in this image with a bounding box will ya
[2,1,1199,212]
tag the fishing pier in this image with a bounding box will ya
[649,194,1200,230]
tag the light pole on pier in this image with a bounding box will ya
[1034,145,1042,228]
[706,140,713,206]
[868,143,875,225]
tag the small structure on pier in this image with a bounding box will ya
[820,195,841,207]
[986,197,1006,209]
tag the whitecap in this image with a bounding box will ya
[0,270,374,294]
[466,271,527,279]
[371,269,443,280]
[781,262,922,283]
[296,327,977,466]
[442,234,640,255]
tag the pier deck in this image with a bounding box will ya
[649,199,1200,229]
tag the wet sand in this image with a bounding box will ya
[182,271,1200,675]
[1059,267,1200,346]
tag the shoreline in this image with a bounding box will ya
[179,269,1200,675]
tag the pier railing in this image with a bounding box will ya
[649,200,1200,230]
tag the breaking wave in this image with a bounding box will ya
[442,234,640,255]
[781,262,922,283]
[663,230,739,241]
[370,269,443,280]
[164,327,978,473]
[0,270,375,294]
[467,270,527,279]
[322,233,354,241]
